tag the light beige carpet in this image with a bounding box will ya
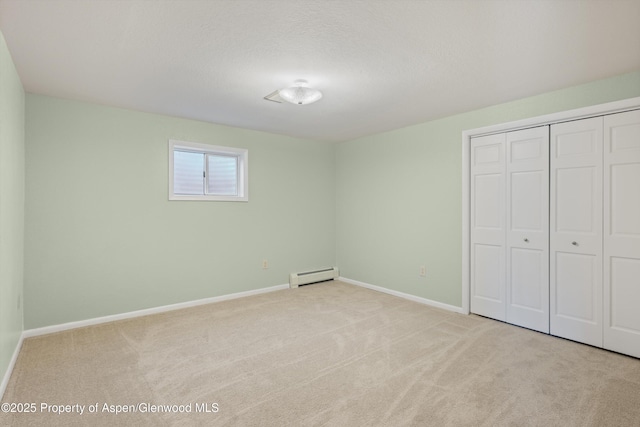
[1,281,640,426]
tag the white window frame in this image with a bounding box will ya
[169,139,248,202]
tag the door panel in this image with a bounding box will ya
[474,174,502,230]
[610,123,640,151]
[555,252,597,322]
[610,163,640,236]
[604,109,640,358]
[506,127,549,333]
[555,167,595,233]
[511,138,542,161]
[511,171,543,231]
[510,248,543,310]
[474,143,502,166]
[470,134,506,321]
[610,257,640,333]
[556,131,596,157]
[550,117,603,347]
[473,244,504,302]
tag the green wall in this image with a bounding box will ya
[24,95,336,329]
[23,69,640,328]
[336,71,640,307]
[0,32,25,387]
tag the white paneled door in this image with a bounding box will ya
[470,133,507,321]
[467,102,640,359]
[550,117,603,347]
[470,127,550,333]
[506,127,549,333]
[604,109,640,358]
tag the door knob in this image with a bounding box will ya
[572,241,578,246]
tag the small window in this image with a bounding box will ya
[169,140,248,201]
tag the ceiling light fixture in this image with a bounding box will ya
[278,80,323,105]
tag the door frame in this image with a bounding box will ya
[461,96,640,315]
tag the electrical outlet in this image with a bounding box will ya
[262,259,269,269]
[419,266,426,277]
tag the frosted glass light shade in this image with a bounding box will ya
[278,80,323,105]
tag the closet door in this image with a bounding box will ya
[550,117,603,347]
[470,133,506,321]
[604,109,640,358]
[505,127,549,333]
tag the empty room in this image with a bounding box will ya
[1,0,640,425]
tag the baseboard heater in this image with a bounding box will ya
[289,267,339,288]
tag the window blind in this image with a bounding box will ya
[173,150,204,195]
[207,154,238,196]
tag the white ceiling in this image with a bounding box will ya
[1,0,639,142]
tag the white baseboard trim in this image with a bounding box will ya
[1,333,24,400]
[339,277,465,314]
[23,283,289,339]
